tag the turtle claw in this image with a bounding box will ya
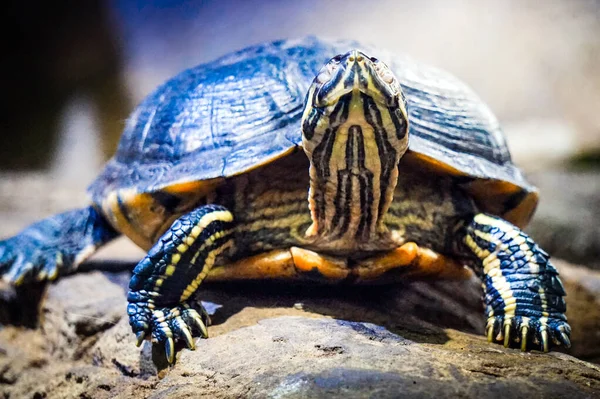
[486,315,571,353]
[486,317,499,343]
[558,327,572,348]
[486,323,494,343]
[165,337,175,364]
[195,317,209,338]
[541,329,549,353]
[520,326,529,352]
[135,331,146,347]
[181,306,209,338]
[175,317,196,350]
[503,323,511,348]
[127,301,211,364]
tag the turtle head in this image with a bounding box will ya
[301,50,409,246]
[309,50,405,109]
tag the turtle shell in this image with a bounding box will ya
[89,36,537,229]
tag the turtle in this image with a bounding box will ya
[0,37,570,364]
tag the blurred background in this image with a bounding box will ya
[1,0,599,264]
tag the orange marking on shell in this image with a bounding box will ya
[354,242,471,282]
[353,242,419,281]
[104,191,156,250]
[206,250,298,281]
[412,246,472,280]
[205,244,470,284]
[403,151,466,177]
[290,247,349,280]
[403,151,538,229]
[163,178,223,197]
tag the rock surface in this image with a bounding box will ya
[1,261,600,398]
[558,261,600,363]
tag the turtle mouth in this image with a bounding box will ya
[313,50,401,109]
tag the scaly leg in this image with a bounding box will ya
[0,207,119,285]
[456,213,571,351]
[127,205,234,363]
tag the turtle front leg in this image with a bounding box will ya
[455,213,571,351]
[127,205,234,363]
[0,207,119,285]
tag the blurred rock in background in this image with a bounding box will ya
[528,166,600,270]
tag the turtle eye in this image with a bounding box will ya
[317,57,342,84]
[331,54,342,63]
[370,56,379,62]
[381,69,395,84]
[316,64,334,84]
[316,69,330,84]
[372,61,395,85]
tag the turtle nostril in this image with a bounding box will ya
[356,55,364,62]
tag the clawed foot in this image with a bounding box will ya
[486,315,571,352]
[128,301,210,364]
[0,237,67,285]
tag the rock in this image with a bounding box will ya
[156,317,600,399]
[558,260,600,363]
[47,271,128,337]
[503,119,579,172]
[90,317,159,379]
[0,172,88,237]
[0,271,135,398]
[1,262,600,398]
[527,168,600,270]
